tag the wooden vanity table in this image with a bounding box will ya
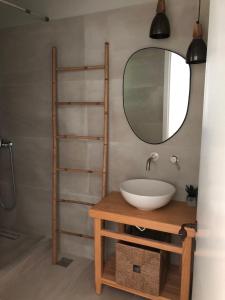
[89,192,197,300]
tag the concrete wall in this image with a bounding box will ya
[0,1,208,258]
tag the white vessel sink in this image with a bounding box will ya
[120,179,176,211]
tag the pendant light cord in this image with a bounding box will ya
[197,0,201,23]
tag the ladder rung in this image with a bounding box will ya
[57,168,102,175]
[59,230,94,240]
[57,101,104,106]
[57,65,105,72]
[57,135,104,141]
[58,199,94,206]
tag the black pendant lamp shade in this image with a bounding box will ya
[186,0,207,64]
[150,0,170,39]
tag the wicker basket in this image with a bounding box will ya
[116,242,168,296]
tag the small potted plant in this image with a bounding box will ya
[185,185,198,207]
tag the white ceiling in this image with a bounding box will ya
[0,0,152,28]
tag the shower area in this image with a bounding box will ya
[0,2,54,278]
[0,0,105,276]
[0,138,43,276]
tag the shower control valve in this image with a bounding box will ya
[0,139,13,148]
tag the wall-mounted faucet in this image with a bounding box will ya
[170,155,180,170]
[146,152,159,171]
[0,139,13,148]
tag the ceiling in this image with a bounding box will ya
[0,0,152,28]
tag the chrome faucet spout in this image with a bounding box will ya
[146,152,159,172]
[146,157,153,171]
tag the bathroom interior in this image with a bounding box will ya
[0,0,224,299]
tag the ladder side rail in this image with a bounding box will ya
[52,47,58,264]
[102,42,109,198]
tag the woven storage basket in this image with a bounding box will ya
[116,242,168,296]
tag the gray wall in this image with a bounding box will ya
[0,1,208,259]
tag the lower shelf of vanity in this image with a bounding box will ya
[102,256,181,300]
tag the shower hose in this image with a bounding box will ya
[0,139,16,210]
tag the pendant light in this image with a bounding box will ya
[186,0,207,64]
[150,0,170,39]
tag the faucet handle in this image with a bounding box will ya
[170,155,179,164]
[170,155,180,170]
[150,152,159,161]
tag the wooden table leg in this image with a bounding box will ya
[94,218,103,294]
[180,236,193,300]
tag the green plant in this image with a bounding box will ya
[185,185,198,199]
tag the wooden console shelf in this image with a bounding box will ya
[89,192,197,300]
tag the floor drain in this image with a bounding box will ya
[57,257,73,268]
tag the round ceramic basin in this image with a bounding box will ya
[120,179,176,211]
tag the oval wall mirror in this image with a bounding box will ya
[123,47,191,144]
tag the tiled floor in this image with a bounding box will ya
[0,238,141,300]
[0,231,41,272]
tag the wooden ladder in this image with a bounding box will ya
[51,43,109,264]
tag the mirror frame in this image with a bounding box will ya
[123,47,192,145]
